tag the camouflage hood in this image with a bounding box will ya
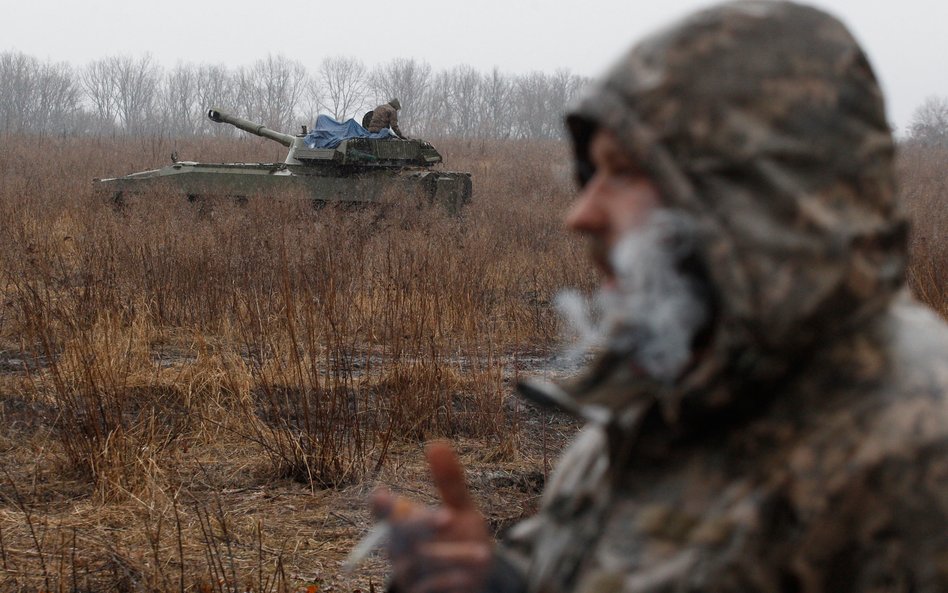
[554,1,907,423]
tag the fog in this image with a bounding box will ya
[5,0,946,130]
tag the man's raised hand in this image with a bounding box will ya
[372,441,492,593]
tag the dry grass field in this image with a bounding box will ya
[899,145,948,319]
[0,134,944,592]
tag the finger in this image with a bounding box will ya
[426,441,475,511]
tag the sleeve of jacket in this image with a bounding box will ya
[483,552,530,593]
[495,426,615,593]
[389,110,404,138]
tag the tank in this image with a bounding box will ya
[96,108,472,212]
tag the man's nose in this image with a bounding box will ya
[565,177,608,235]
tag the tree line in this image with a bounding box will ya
[0,51,588,140]
[906,96,948,147]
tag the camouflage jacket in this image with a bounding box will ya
[503,294,948,593]
[493,2,948,592]
[368,103,404,137]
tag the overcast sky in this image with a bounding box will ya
[5,0,946,131]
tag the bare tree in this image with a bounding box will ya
[2,49,592,140]
[196,64,237,135]
[0,52,82,136]
[443,65,483,138]
[419,70,452,137]
[249,55,308,131]
[300,77,323,129]
[108,54,162,133]
[480,67,513,139]
[0,52,38,133]
[34,61,81,136]
[161,62,201,136]
[908,96,948,147]
[548,69,584,125]
[511,72,552,139]
[318,56,368,121]
[81,58,118,134]
[370,58,432,132]
[508,70,588,139]
[230,66,258,132]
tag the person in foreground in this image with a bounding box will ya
[371,1,948,591]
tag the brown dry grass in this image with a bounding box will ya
[0,134,585,592]
[0,133,944,592]
[899,144,948,319]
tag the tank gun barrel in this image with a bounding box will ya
[207,108,295,147]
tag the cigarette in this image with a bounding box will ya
[343,521,391,573]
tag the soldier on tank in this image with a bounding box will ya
[367,98,407,139]
[368,1,948,592]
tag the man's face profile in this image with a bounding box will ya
[565,129,662,287]
[557,128,708,382]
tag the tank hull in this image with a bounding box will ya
[97,161,473,213]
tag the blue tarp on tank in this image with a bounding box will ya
[303,114,394,149]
